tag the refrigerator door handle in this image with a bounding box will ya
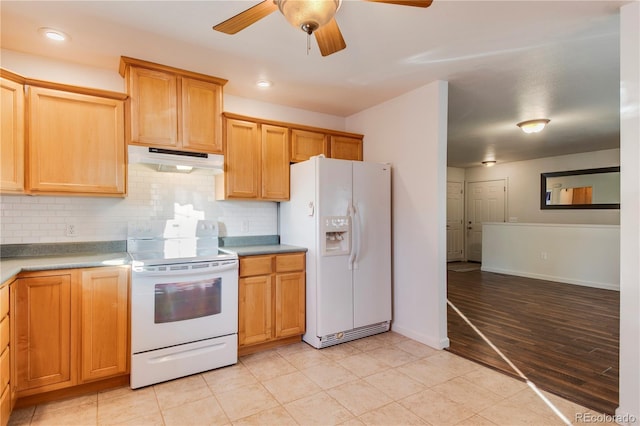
[352,204,361,269]
[348,204,356,270]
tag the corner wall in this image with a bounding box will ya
[618,1,640,422]
[347,81,449,349]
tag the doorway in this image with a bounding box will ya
[446,181,464,262]
[465,179,506,262]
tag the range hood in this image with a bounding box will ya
[128,145,223,173]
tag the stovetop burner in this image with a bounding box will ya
[127,219,236,266]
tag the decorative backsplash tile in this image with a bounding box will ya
[0,164,278,244]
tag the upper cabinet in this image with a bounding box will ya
[119,56,227,154]
[1,69,128,197]
[0,72,25,194]
[290,129,328,162]
[216,115,289,201]
[290,128,362,163]
[329,135,363,161]
[27,86,126,196]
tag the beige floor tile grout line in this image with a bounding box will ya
[447,299,573,426]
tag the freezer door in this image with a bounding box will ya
[316,158,354,336]
[352,162,392,328]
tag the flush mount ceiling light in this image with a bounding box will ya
[517,119,550,134]
[38,27,69,42]
[482,160,497,167]
[256,80,273,88]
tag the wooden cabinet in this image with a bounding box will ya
[27,86,126,196]
[120,56,226,154]
[1,73,25,194]
[290,129,328,162]
[0,281,12,426]
[216,116,290,201]
[238,252,305,355]
[290,129,363,163]
[10,267,129,401]
[80,268,129,382]
[330,135,363,161]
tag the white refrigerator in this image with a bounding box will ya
[279,157,391,348]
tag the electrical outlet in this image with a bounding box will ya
[541,251,548,260]
[65,224,78,237]
[241,220,249,233]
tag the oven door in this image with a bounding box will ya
[131,259,238,354]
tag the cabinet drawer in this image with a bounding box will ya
[0,285,7,320]
[0,348,8,392]
[240,256,273,277]
[0,318,7,352]
[275,253,305,273]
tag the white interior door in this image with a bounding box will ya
[466,180,506,262]
[447,181,464,262]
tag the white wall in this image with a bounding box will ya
[0,50,346,244]
[347,81,449,349]
[465,149,620,225]
[447,167,465,182]
[482,223,620,290]
[618,1,640,423]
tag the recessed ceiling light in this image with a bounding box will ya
[482,160,497,167]
[517,119,550,134]
[256,80,272,88]
[38,27,69,42]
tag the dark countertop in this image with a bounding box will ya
[219,244,307,257]
[1,252,131,284]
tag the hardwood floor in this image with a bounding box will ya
[446,269,619,415]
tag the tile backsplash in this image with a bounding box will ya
[0,164,278,244]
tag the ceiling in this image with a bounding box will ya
[0,1,627,168]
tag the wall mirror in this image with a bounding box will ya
[540,166,620,209]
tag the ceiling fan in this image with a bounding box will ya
[213,0,433,57]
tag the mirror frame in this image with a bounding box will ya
[540,166,620,210]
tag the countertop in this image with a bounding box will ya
[1,252,131,284]
[219,244,307,257]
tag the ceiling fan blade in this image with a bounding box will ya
[314,18,346,57]
[364,0,433,7]
[212,1,278,34]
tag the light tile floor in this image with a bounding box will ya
[9,332,618,425]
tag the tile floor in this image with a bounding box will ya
[9,332,617,425]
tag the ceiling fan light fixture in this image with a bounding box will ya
[277,0,342,34]
[517,118,550,134]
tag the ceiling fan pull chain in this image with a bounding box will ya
[307,32,311,55]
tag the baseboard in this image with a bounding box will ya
[481,266,620,291]
[391,324,449,349]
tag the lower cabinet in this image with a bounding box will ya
[0,281,12,426]
[238,252,305,355]
[11,266,129,401]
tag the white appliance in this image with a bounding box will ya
[127,219,238,389]
[128,145,223,173]
[279,157,391,348]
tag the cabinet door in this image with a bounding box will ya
[224,119,260,199]
[13,274,75,393]
[261,124,290,200]
[27,87,126,196]
[80,267,129,382]
[181,77,223,153]
[0,78,24,193]
[330,135,363,161]
[128,67,178,147]
[290,129,328,162]
[239,275,272,346]
[274,272,305,338]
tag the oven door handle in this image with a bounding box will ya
[132,262,238,277]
